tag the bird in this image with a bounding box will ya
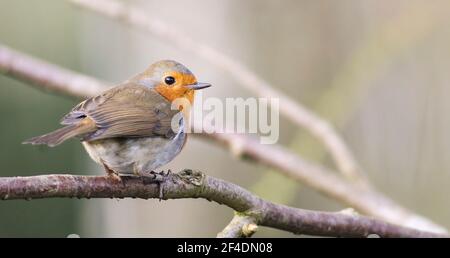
[23,60,211,180]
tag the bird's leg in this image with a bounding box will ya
[140,170,168,200]
[102,161,123,183]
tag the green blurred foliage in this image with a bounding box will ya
[0,0,87,237]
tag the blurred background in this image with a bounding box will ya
[1,0,450,237]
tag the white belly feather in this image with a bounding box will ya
[82,123,186,175]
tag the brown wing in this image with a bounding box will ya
[61,82,178,141]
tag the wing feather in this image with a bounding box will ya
[60,82,178,141]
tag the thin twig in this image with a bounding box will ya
[69,0,367,185]
[217,214,258,238]
[0,170,444,238]
[0,44,446,233]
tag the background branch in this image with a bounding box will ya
[0,44,106,99]
[0,170,443,238]
[0,44,446,234]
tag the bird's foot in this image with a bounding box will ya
[140,170,171,200]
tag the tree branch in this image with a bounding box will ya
[0,170,444,238]
[0,44,446,234]
[217,214,258,238]
[69,0,367,185]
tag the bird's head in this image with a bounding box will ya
[133,60,211,104]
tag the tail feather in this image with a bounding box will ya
[23,119,96,147]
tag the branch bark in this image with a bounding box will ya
[0,44,446,234]
[0,170,444,238]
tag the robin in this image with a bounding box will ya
[24,60,211,181]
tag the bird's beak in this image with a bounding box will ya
[186,82,211,90]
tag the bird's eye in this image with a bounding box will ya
[164,76,176,85]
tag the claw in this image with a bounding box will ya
[140,170,167,200]
[158,182,164,201]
